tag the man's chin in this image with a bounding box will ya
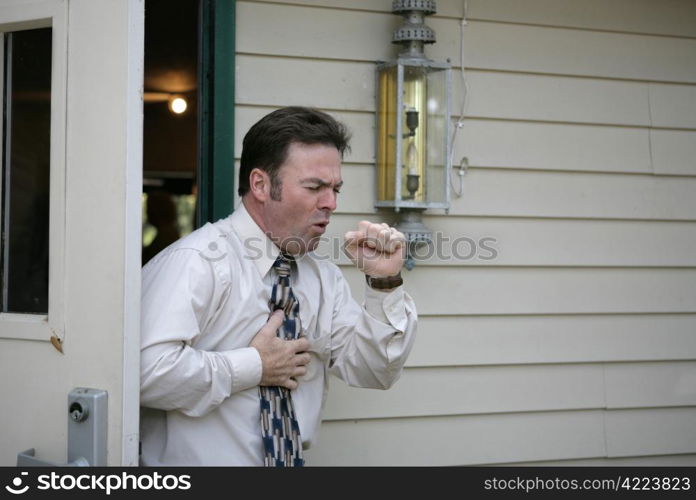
[303,237,322,255]
[280,237,321,256]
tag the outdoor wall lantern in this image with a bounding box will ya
[376,0,452,269]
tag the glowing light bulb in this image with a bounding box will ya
[168,96,187,114]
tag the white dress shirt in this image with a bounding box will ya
[139,203,417,465]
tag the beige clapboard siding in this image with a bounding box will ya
[308,408,696,465]
[467,0,696,38]
[237,2,696,83]
[323,361,696,420]
[443,168,696,219]
[405,314,696,367]
[463,71,651,127]
[245,0,465,18]
[332,165,696,220]
[319,214,696,267]
[307,409,607,465]
[465,75,696,130]
[245,0,696,38]
[456,120,696,176]
[236,56,376,112]
[652,130,696,176]
[464,22,696,83]
[341,267,696,316]
[324,364,605,420]
[606,408,696,457]
[649,84,696,129]
[605,361,696,408]
[324,362,696,421]
[454,120,653,174]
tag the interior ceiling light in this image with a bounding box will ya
[168,95,187,115]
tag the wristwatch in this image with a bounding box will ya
[365,272,403,290]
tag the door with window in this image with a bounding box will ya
[0,0,142,466]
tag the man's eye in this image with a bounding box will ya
[334,189,341,194]
[306,186,320,191]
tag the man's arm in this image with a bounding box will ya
[328,221,417,389]
[327,272,417,389]
[140,248,263,417]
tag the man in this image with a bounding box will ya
[139,106,417,466]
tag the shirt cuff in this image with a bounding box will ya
[222,347,263,393]
[364,284,408,332]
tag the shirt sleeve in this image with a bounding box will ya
[140,248,262,417]
[328,270,417,389]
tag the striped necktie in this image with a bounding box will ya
[259,254,304,467]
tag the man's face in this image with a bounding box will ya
[262,142,343,255]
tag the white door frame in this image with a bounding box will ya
[0,0,143,466]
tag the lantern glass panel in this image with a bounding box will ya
[424,66,447,205]
[376,65,397,202]
[401,65,427,202]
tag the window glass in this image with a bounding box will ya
[1,28,52,314]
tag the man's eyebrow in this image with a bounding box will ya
[301,177,344,188]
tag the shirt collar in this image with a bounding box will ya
[228,201,279,278]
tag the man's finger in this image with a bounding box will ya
[386,229,405,254]
[296,352,312,366]
[266,309,285,330]
[343,230,365,245]
[365,222,382,242]
[377,227,392,251]
[292,337,311,353]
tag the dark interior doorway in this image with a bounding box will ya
[142,0,199,265]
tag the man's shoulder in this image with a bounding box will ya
[302,252,346,282]
[143,221,235,274]
[168,220,232,251]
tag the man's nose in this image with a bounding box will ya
[318,190,337,212]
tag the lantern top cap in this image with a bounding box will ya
[391,0,438,49]
[392,23,436,45]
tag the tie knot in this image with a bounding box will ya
[273,254,292,277]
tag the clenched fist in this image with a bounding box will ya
[343,220,406,278]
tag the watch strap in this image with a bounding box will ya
[365,272,403,290]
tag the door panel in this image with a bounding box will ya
[0,0,142,466]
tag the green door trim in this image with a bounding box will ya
[198,0,236,225]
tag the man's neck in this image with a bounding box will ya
[241,197,268,234]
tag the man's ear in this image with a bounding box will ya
[248,168,270,202]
